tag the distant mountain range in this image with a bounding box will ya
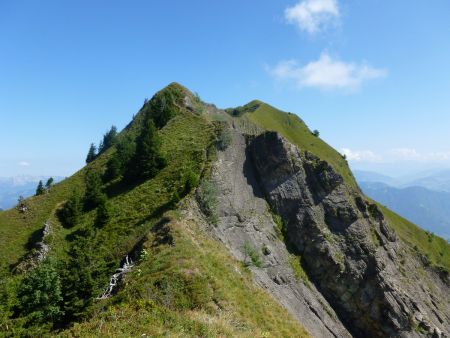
[355,170,450,240]
[0,176,63,210]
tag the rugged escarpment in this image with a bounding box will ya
[207,129,352,338]
[246,131,449,337]
[1,83,449,337]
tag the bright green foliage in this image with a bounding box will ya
[35,180,45,196]
[16,259,63,324]
[183,169,200,195]
[84,169,105,210]
[125,117,166,182]
[98,126,118,154]
[85,143,97,164]
[58,190,82,228]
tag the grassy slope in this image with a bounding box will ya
[0,85,310,336]
[0,173,85,275]
[241,101,358,190]
[232,100,450,272]
[62,211,309,338]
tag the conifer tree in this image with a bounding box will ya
[98,126,118,154]
[35,180,45,196]
[60,237,94,323]
[58,190,82,228]
[86,143,97,163]
[84,170,105,210]
[125,117,165,182]
[104,135,136,182]
[45,177,54,190]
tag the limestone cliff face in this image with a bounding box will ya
[247,132,449,338]
[207,129,352,338]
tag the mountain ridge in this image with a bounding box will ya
[0,83,448,337]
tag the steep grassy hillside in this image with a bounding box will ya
[62,208,309,337]
[0,84,309,337]
[227,101,357,189]
[0,173,85,274]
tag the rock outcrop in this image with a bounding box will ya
[15,221,51,273]
[247,131,449,337]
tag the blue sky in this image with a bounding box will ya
[1,0,450,177]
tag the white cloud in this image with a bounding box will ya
[389,148,421,161]
[285,0,339,34]
[389,148,450,162]
[268,53,387,90]
[18,161,30,167]
[341,148,381,162]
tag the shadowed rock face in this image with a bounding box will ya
[247,132,449,338]
[208,129,352,338]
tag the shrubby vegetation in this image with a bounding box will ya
[243,242,262,268]
[198,179,218,225]
[16,258,63,325]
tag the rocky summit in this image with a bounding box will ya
[0,83,448,337]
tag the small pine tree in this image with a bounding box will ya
[312,129,320,137]
[125,117,166,182]
[86,143,97,164]
[61,238,94,322]
[35,180,45,196]
[45,177,54,190]
[58,190,82,228]
[84,170,105,210]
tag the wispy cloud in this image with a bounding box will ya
[268,52,387,91]
[341,147,450,164]
[389,148,421,161]
[285,0,339,34]
[389,148,450,162]
[18,161,30,167]
[341,148,382,162]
